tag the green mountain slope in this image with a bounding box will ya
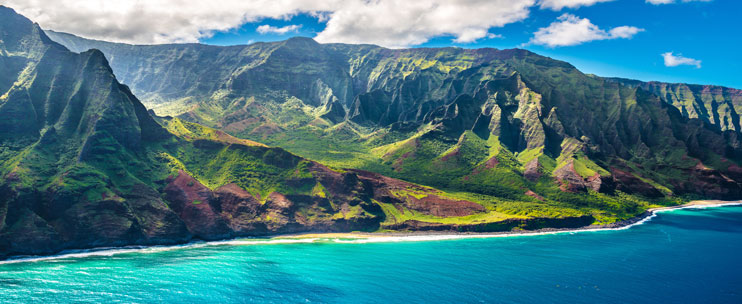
[44,28,742,206]
[2,6,609,258]
[608,77,742,132]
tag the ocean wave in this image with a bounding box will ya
[2,202,740,264]
[0,238,325,265]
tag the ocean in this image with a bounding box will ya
[1,205,741,303]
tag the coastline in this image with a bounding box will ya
[272,200,742,241]
[1,200,740,264]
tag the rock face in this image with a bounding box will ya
[610,78,742,132]
[384,215,596,232]
[0,5,186,255]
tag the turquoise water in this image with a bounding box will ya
[1,205,742,303]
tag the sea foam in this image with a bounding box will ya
[2,202,740,264]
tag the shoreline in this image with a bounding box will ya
[1,200,740,264]
[272,200,742,240]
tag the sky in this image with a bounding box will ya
[2,0,740,88]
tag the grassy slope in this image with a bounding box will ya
[247,123,670,225]
[159,120,659,226]
[38,32,742,227]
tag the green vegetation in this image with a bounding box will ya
[375,199,517,226]
[1,6,741,258]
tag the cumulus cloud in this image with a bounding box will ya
[538,0,614,10]
[0,0,534,48]
[662,52,701,68]
[314,0,534,47]
[256,24,301,35]
[0,0,333,44]
[646,0,711,4]
[529,14,643,47]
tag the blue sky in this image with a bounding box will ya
[4,0,739,88]
[201,0,741,88]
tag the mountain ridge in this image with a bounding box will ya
[44,30,739,102]
[42,26,742,207]
[44,29,742,138]
[607,77,742,132]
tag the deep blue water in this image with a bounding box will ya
[1,205,742,303]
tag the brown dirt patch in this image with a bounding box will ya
[405,194,485,217]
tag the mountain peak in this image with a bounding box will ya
[0,7,165,149]
[281,36,320,47]
[286,36,316,42]
[79,48,114,71]
[0,5,31,30]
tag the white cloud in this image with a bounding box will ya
[538,0,614,10]
[0,0,332,44]
[453,30,502,43]
[662,52,701,68]
[646,0,711,4]
[0,0,535,48]
[314,0,534,47]
[529,14,643,47]
[256,24,301,35]
[609,26,644,38]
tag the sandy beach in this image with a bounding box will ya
[2,200,740,264]
[272,200,742,241]
[648,200,741,211]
